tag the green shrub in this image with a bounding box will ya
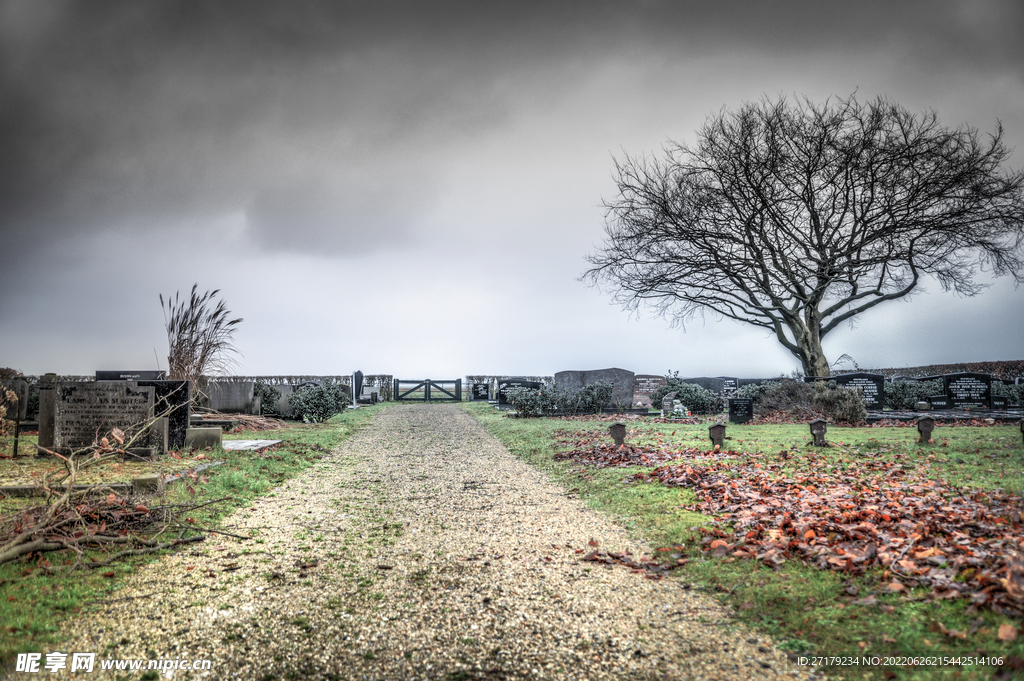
[672,382,717,414]
[811,381,867,424]
[736,381,776,405]
[883,379,944,410]
[287,379,350,423]
[253,381,282,415]
[992,381,1024,406]
[505,381,615,417]
[565,381,614,415]
[754,379,866,423]
[504,386,553,417]
[756,379,815,415]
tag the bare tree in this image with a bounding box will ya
[585,95,1024,376]
[160,285,243,398]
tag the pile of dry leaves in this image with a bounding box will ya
[555,426,1024,615]
[627,455,1024,616]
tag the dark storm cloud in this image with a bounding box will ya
[2,0,1023,374]
[2,0,1021,259]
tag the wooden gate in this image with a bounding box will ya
[393,379,462,402]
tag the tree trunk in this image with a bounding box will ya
[792,315,830,378]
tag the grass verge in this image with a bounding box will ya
[0,403,386,665]
[463,401,1024,681]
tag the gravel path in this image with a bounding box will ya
[27,404,819,680]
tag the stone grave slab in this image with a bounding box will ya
[832,373,885,411]
[943,372,992,409]
[54,382,154,450]
[632,375,667,407]
[95,370,166,381]
[471,382,490,401]
[1,379,29,421]
[222,440,282,451]
[555,368,635,408]
[497,379,542,405]
[717,377,739,395]
[130,380,190,450]
[728,398,753,424]
[681,377,727,393]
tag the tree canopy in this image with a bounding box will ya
[585,94,1024,376]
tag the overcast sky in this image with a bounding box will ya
[1,0,1022,380]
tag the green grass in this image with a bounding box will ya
[463,401,1024,680]
[0,403,387,665]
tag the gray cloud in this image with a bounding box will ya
[2,0,1022,375]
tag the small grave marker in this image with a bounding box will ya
[608,423,626,446]
[809,419,827,446]
[917,416,936,444]
[929,395,951,410]
[708,423,725,449]
[991,395,1008,410]
[661,391,678,417]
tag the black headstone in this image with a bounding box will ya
[717,377,739,394]
[929,395,952,410]
[471,383,490,401]
[991,395,1008,410]
[832,373,885,411]
[133,380,191,449]
[728,398,753,424]
[95,370,166,381]
[353,371,364,402]
[1,379,29,421]
[943,373,992,409]
[632,375,667,407]
[497,378,542,405]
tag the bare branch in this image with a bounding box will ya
[585,94,1024,376]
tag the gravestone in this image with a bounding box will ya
[609,423,626,446]
[929,395,951,410]
[497,378,542,405]
[708,423,726,448]
[206,381,257,413]
[554,368,635,408]
[632,375,667,407]
[717,377,739,395]
[728,398,753,424]
[943,373,992,409]
[37,374,58,448]
[148,417,169,454]
[353,371,364,404]
[661,391,678,417]
[95,370,166,381]
[682,377,727,393]
[809,419,827,446]
[1,379,29,421]
[135,380,190,449]
[991,395,1008,410]
[831,373,885,411]
[54,382,154,450]
[917,416,935,443]
[471,383,490,401]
